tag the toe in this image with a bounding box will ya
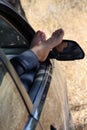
[52,28,64,37]
[36,30,46,41]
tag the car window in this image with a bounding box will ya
[0,16,29,55]
[0,17,29,47]
[0,59,29,130]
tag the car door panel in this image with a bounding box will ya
[39,61,70,130]
[0,56,29,130]
[0,48,42,130]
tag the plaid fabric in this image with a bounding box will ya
[29,60,53,103]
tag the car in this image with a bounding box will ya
[0,0,85,130]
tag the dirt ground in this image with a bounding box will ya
[20,0,87,129]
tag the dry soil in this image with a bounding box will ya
[20,0,87,129]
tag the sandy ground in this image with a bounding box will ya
[20,0,87,129]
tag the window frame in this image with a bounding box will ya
[0,0,35,45]
[0,48,33,113]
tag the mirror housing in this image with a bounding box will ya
[51,40,85,61]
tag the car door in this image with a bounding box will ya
[0,1,43,129]
[0,56,29,130]
[0,48,43,130]
[0,1,75,130]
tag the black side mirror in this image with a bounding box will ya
[51,40,85,61]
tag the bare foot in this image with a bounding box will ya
[30,30,46,48]
[46,28,64,49]
[31,28,64,62]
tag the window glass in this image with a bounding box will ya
[0,17,29,48]
[0,60,29,130]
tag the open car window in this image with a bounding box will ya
[0,59,29,130]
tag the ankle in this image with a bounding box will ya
[31,46,49,62]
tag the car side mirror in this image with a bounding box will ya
[52,40,85,61]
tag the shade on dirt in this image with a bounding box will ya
[21,0,87,129]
